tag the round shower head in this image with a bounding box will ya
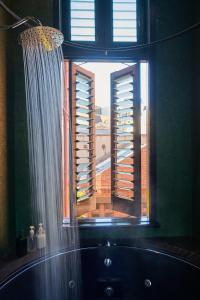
[19,26,64,51]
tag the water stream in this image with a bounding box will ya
[21,34,80,299]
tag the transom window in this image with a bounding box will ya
[64,0,145,45]
[70,0,95,41]
[113,0,137,42]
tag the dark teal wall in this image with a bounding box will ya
[192,0,200,236]
[7,0,197,247]
[13,45,30,235]
[8,0,54,239]
[80,0,195,239]
[153,0,193,236]
[0,0,16,257]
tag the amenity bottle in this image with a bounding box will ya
[36,223,46,250]
[27,226,36,252]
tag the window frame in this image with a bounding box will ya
[56,0,148,59]
[63,58,156,226]
[54,0,158,226]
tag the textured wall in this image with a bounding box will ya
[153,0,193,236]
[80,0,195,239]
[0,8,8,254]
[0,0,54,256]
[9,0,54,236]
[192,0,200,236]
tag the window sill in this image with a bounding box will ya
[63,217,160,229]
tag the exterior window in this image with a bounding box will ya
[70,0,95,41]
[61,0,150,223]
[113,0,137,42]
[65,0,144,46]
[63,61,149,222]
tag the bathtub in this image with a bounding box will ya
[0,245,200,300]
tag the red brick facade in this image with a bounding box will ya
[96,145,149,217]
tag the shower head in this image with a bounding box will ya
[19,26,64,51]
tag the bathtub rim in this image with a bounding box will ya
[0,245,200,290]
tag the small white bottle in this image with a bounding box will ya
[27,226,36,252]
[36,223,46,250]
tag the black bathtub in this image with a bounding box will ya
[0,246,200,300]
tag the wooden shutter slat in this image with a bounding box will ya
[115,194,134,201]
[71,63,96,216]
[111,64,141,218]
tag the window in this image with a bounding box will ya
[70,0,95,41]
[64,0,146,45]
[60,0,153,224]
[63,61,149,222]
[113,0,137,42]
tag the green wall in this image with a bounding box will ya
[80,0,195,239]
[0,0,17,257]
[4,0,198,252]
[192,0,200,236]
[0,3,9,256]
[6,0,54,248]
[153,0,193,236]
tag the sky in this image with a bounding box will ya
[75,62,131,108]
[74,61,149,133]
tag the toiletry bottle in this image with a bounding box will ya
[36,223,46,250]
[27,226,36,252]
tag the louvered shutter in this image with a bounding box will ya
[111,64,141,218]
[70,0,95,41]
[113,0,137,42]
[71,64,96,215]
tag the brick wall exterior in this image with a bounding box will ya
[96,146,148,216]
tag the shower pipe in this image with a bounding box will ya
[0,0,41,29]
[0,1,64,51]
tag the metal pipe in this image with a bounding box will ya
[0,1,42,29]
[0,0,21,21]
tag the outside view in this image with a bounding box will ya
[64,62,149,220]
